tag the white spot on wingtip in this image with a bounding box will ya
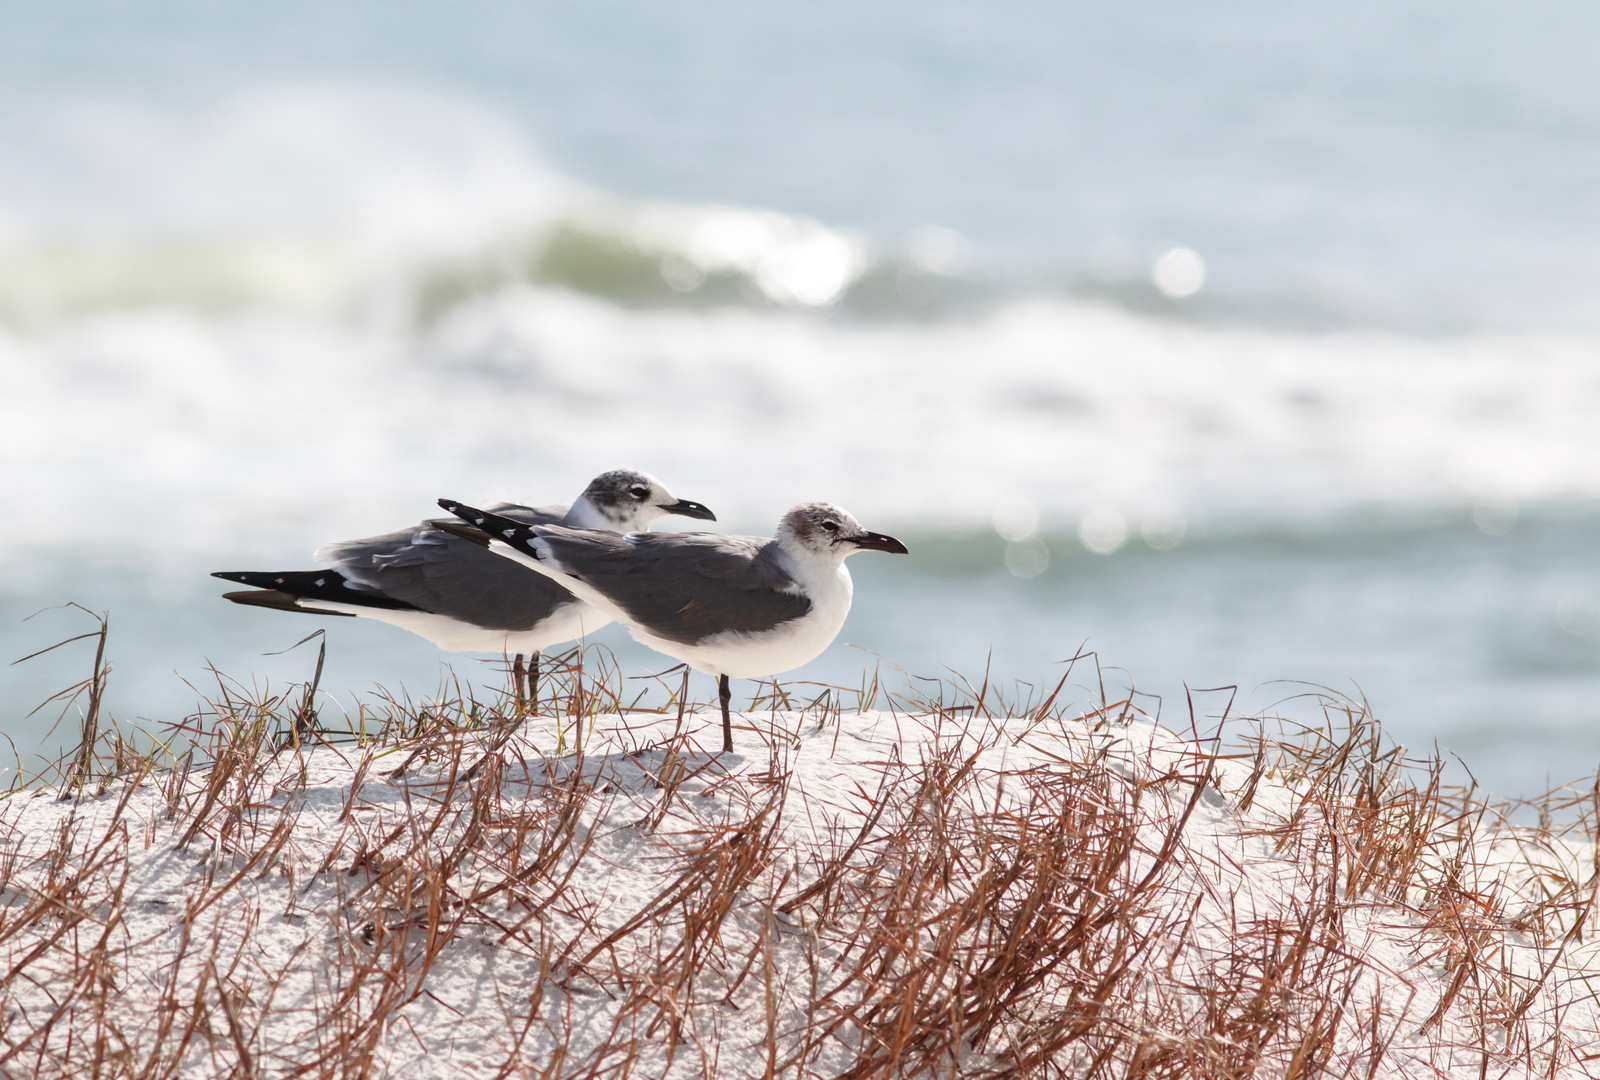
[315,578,326,586]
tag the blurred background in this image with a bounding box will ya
[3,0,1599,796]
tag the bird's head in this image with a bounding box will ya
[571,469,717,532]
[777,502,909,563]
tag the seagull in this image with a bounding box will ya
[212,470,716,701]
[436,498,908,751]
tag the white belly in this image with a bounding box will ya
[298,600,608,654]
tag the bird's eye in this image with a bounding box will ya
[629,486,649,499]
[821,521,840,532]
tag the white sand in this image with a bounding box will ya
[2,708,1597,1077]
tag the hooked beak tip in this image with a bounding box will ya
[852,531,909,555]
[664,499,717,522]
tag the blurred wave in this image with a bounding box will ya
[4,85,1600,577]
[6,262,1600,573]
[0,83,1379,329]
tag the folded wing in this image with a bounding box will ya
[313,503,579,632]
[524,526,812,645]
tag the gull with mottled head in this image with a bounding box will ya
[438,498,908,750]
[213,470,715,699]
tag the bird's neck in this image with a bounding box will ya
[562,497,617,530]
[563,496,661,533]
[775,541,853,597]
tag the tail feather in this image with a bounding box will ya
[211,570,420,612]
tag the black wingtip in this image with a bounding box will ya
[213,570,283,588]
[210,569,420,611]
[438,498,489,527]
[438,498,541,552]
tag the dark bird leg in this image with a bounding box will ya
[719,674,733,753]
[530,651,540,710]
[512,654,526,713]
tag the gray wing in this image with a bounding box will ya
[535,528,812,645]
[315,504,578,632]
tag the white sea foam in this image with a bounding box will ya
[6,285,1600,575]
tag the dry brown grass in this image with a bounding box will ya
[3,625,1600,1077]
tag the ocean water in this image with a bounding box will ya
[3,2,1600,796]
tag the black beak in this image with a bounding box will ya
[663,499,717,522]
[850,530,909,555]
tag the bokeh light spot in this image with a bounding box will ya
[1079,508,1128,554]
[1004,536,1050,578]
[992,497,1039,542]
[1141,507,1186,550]
[1152,247,1205,298]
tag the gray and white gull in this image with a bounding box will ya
[213,470,715,697]
[437,498,908,750]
